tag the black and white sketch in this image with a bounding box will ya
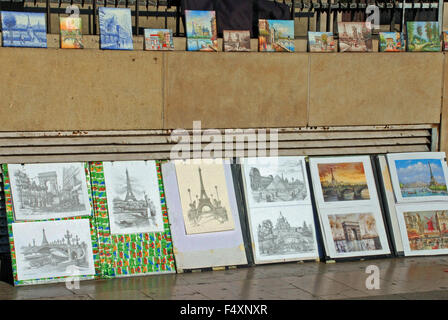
[243,157,309,207]
[12,219,95,281]
[9,163,91,221]
[103,161,164,235]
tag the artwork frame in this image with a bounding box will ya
[185,10,218,52]
[8,162,92,221]
[99,7,133,51]
[309,156,379,209]
[395,203,448,256]
[387,152,448,203]
[308,32,337,52]
[1,11,47,48]
[258,19,294,52]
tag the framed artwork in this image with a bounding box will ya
[258,19,294,52]
[99,7,133,50]
[395,203,448,256]
[406,21,441,52]
[379,32,405,52]
[102,161,165,235]
[387,152,448,203]
[338,22,372,52]
[185,10,218,52]
[12,219,95,281]
[308,32,337,52]
[144,29,174,51]
[309,156,379,209]
[223,30,251,52]
[60,17,83,49]
[1,11,47,48]
[8,162,91,221]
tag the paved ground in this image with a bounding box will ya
[1,256,448,300]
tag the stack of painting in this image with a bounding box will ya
[161,159,247,271]
[309,156,391,259]
[241,156,319,264]
[385,152,448,256]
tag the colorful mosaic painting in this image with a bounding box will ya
[89,161,175,278]
[2,163,101,286]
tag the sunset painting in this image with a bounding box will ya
[318,162,370,202]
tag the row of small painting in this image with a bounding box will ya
[4,153,448,285]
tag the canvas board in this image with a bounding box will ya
[12,219,95,281]
[379,32,405,52]
[8,163,91,221]
[60,17,83,49]
[395,203,448,256]
[258,19,294,52]
[1,11,47,48]
[174,160,235,235]
[337,22,372,52]
[309,156,379,209]
[406,21,441,52]
[162,160,247,270]
[223,30,251,52]
[102,161,165,235]
[308,32,337,52]
[387,152,448,203]
[99,7,133,50]
[185,10,218,52]
[144,28,174,51]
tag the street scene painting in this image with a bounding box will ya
[243,157,308,207]
[258,19,294,52]
[394,159,448,198]
[185,10,218,52]
[12,219,95,281]
[402,210,448,251]
[308,32,337,52]
[337,22,372,52]
[1,11,47,48]
[223,30,251,52]
[406,21,441,52]
[251,206,318,262]
[8,163,91,221]
[60,17,83,49]
[317,162,370,202]
[379,32,405,52]
[144,28,174,51]
[103,161,164,235]
[175,160,235,235]
[328,212,382,253]
[99,7,133,50]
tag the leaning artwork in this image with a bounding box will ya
[1,11,47,48]
[144,28,174,51]
[60,16,83,49]
[99,7,133,50]
[258,19,294,52]
[379,32,405,52]
[338,22,372,52]
[406,21,440,52]
[12,219,95,281]
[8,163,91,221]
[102,161,165,235]
[308,32,337,52]
[185,10,218,52]
[174,160,235,235]
[223,30,251,52]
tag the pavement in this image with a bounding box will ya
[1,256,448,300]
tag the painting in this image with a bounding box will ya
[12,219,95,281]
[338,22,372,52]
[308,32,337,52]
[99,7,133,50]
[60,17,83,49]
[406,21,440,52]
[102,161,164,235]
[379,32,404,52]
[444,31,448,51]
[8,163,91,221]
[223,30,251,52]
[387,153,448,203]
[242,156,309,208]
[1,11,47,48]
[144,28,174,51]
[328,212,382,254]
[174,160,235,235]
[185,10,218,52]
[258,19,294,52]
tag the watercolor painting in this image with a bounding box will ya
[144,28,174,51]
[99,7,133,50]
[1,11,47,48]
[308,32,337,52]
[338,22,372,52]
[379,32,404,52]
[403,210,448,251]
[444,31,448,51]
[60,17,83,49]
[185,10,218,52]
[317,162,370,202]
[406,21,440,52]
[258,19,294,52]
[328,212,382,253]
[223,30,251,52]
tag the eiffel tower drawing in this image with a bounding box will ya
[124,168,137,202]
